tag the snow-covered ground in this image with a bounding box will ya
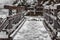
[13,20,51,40]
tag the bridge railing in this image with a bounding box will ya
[0,13,24,33]
[0,19,8,31]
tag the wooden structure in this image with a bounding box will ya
[0,5,25,40]
[43,4,60,40]
[4,5,25,15]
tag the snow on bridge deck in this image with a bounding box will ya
[13,20,51,40]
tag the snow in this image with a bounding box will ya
[0,0,16,18]
[0,0,16,8]
[26,0,34,5]
[13,20,51,40]
[0,9,9,19]
[26,0,37,5]
[0,0,16,5]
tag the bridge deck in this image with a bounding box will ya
[13,18,51,40]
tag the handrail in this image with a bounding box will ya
[0,19,8,31]
[10,18,25,37]
[0,18,7,26]
[0,14,22,32]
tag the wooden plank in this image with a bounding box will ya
[4,5,25,10]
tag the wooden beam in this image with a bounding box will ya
[4,5,25,10]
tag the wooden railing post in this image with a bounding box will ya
[9,9,12,15]
[6,17,13,29]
